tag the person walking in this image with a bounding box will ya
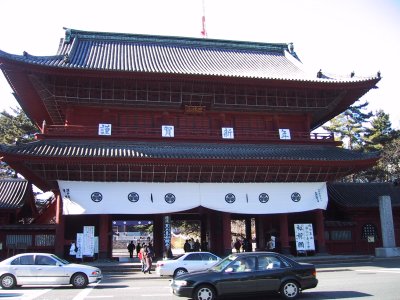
[144,243,154,274]
[136,242,141,257]
[127,241,135,258]
[138,246,146,272]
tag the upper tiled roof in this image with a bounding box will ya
[0,179,29,209]
[0,28,379,83]
[328,182,400,208]
[0,140,379,162]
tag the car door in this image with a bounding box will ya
[34,255,68,285]
[254,254,285,292]
[200,253,219,270]
[9,254,36,285]
[216,256,258,295]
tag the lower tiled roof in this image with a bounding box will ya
[328,182,400,208]
[0,140,378,162]
[0,179,28,209]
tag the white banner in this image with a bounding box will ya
[59,181,328,215]
[294,223,315,251]
[83,226,95,256]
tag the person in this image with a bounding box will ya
[69,241,77,261]
[189,239,195,251]
[193,239,201,252]
[138,246,146,272]
[136,242,141,257]
[234,239,241,253]
[242,238,250,252]
[266,236,275,251]
[183,240,191,253]
[127,241,135,258]
[144,243,154,274]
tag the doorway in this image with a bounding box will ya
[111,220,153,259]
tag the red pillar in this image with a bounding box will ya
[153,215,163,258]
[54,192,65,257]
[222,212,232,256]
[315,209,327,253]
[279,213,290,255]
[98,214,110,259]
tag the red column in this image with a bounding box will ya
[98,215,110,259]
[54,192,65,257]
[153,215,163,258]
[279,213,290,254]
[315,209,327,253]
[222,212,232,256]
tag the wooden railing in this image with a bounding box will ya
[37,124,336,144]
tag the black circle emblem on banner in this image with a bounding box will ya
[291,192,301,202]
[259,193,269,203]
[91,192,103,203]
[165,193,176,204]
[128,192,139,203]
[225,193,236,204]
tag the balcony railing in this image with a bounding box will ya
[37,124,336,144]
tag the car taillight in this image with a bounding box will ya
[312,270,317,277]
[157,262,164,267]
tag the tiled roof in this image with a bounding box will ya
[328,182,400,208]
[0,140,379,162]
[0,28,379,83]
[0,179,29,209]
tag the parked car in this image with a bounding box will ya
[170,251,318,300]
[0,253,102,289]
[156,252,221,278]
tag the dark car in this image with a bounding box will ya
[170,251,317,300]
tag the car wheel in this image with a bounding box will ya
[173,268,188,278]
[71,273,88,288]
[280,280,300,299]
[194,284,216,300]
[0,274,16,289]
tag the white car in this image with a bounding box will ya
[155,252,221,278]
[0,253,102,289]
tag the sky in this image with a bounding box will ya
[1,0,399,128]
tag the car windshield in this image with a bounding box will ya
[51,254,70,265]
[210,254,237,272]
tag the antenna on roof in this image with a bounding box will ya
[201,0,208,38]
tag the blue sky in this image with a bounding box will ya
[1,0,399,128]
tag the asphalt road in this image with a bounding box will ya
[1,258,400,300]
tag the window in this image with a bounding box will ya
[258,255,288,270]
[330,230,352,241]
[11,255,34,265]
[201,253,218,261]
[35,255,57,266]
[184,253,202,261]
[362,224,378,240]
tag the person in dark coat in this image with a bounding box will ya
[127,241,135,258]
[136,242,141,257]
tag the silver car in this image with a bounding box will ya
[0,253,102,289]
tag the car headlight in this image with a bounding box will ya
[173,280,188,287]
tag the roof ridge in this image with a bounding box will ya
[63,28,289,53]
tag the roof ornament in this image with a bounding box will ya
[64,28,72,44]
[317,69,323,78]
[288,43,294,53]
[377,71,381,78]
[350,71,355,78]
